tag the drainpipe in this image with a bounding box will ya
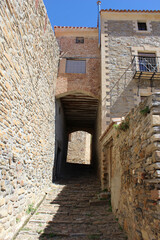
[97,1,101,47]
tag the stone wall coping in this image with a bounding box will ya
[100,92,160,142]
[99,118,122,142]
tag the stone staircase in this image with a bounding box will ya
[15,175,127,240]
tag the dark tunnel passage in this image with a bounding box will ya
[53,93,100,181]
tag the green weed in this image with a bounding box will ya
[21,227,31,231]
[26,204,36,214]
[108,206,112,212]
[36,229,43,234]
[88,234,100,240]
[140,106,150,116]
[16,218,20,223]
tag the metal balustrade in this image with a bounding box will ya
[133,55,160,79]
[110,55,160,107]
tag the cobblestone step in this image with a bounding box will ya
[15,175,127,240]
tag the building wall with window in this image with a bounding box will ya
[54,27,101,98]
[100,10,160,132]
[100,94,160,240]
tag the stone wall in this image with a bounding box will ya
[107,20,160,117]
[67,131,91,165]
[100,93,160,240]
[100,12,160,130]
[0,1,59,239]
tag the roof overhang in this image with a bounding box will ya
[100,9,160,21]
[54,26,98,38]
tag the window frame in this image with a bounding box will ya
[138,52,157,72]
[76,37,84,44]
[65,59,86,74]
[133,20,152,33]
[137,22,147,31]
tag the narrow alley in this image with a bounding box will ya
[15,171,127,240]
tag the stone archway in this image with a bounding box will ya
[53,92,100,180]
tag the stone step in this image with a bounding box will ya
[45,199,89,204]
[15,175,127,240]
[89,199,109,206]
[29,219,92,224]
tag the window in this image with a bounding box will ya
[133,21,152,33]
[76,37,84,44]
[66,59,86,73]
[138,22,147,31]
[138,53,157,72]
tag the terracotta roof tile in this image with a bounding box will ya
[101,9,160,13]
[54,26,97,29]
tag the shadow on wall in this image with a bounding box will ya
[53,99,68,181]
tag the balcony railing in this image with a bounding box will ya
[110,56,160,107]
[133,55,160,80]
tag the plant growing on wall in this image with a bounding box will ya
[140,106,150,116]
[114,119,129,132]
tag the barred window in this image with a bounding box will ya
[76,37,84,43]
[138,52,157,72]
[66,59,86,73]
[138,22,147,31]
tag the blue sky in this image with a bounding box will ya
[43,0,160,28]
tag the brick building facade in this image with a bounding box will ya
[54,27,101,179]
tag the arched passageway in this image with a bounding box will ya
[53,92,100,180]
[67,131,92,165]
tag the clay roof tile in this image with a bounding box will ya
[54,26,97,29]
[101,9,160,13]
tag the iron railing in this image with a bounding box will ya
[133,55,160,73]
[110,56,160,107]
[110,58,134,107]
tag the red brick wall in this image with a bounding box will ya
[55,28,101,98]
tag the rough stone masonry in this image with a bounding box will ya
[101,93,160,240]
[0,0,59,239]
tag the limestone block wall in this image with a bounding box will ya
[100,12,160,130]
[107,20,160,117]
[101,93,160,240]
[67,131,91,165]
[0,1,59,239]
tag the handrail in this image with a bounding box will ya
[110,57,135,92]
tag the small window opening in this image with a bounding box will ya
[76,37,84,43]
[138,22,147,31]
[66,59,86,73]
